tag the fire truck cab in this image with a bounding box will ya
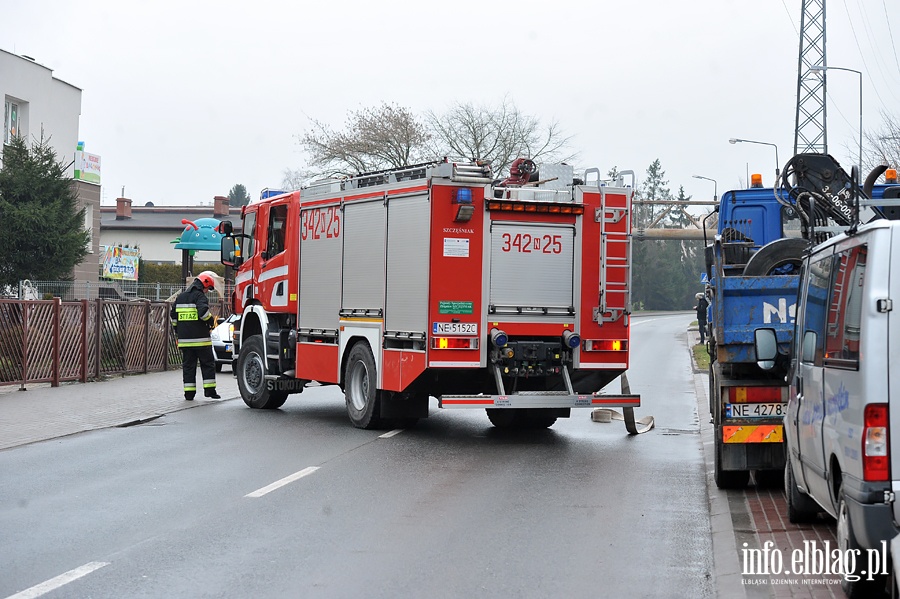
[221,159,640,429]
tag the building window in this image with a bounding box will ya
[4,99,19,145]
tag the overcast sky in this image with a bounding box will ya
[3,1,898,207]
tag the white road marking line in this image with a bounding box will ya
[379,429,404,438]
[6,561,109,599]
[245,466,320,498]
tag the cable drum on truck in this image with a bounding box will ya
[742,238,809,276]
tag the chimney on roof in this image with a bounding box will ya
[116,197,132,220]
[213,195,230,218]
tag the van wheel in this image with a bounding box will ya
[837,484,887,597]
[237,334,288,409]
[785,460,819,523]
[714,440,750,489]
[743,238,808,276]
[344,342,384,429]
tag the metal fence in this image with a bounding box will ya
[0,298,182,387]
[18,279,210,302]
[12,279,234,317]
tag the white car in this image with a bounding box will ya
[210,314,239,372]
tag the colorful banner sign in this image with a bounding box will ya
[101,245,140,281]
[74,146,101,184]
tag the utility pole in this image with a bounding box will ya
[794,0,828,155]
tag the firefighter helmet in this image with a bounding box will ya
[196,271,217,291]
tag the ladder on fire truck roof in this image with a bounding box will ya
[346,159,493,189]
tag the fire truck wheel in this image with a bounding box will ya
[344,342,384,429]
[521,409,558,429]
[742,238,808,276]
[486,408,522,429]
[237,334,288,409]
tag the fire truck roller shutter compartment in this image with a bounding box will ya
[489,223,576,313]
[385,193,430,335]
[342,200,387,314]
[299,204,343,332]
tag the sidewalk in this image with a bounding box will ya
[691,330,842,599]
[0,370,238,451]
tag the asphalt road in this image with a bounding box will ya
[0,312,712,599]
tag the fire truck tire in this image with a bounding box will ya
[237,334,288,409]
[344,342,384,429]
[742,238,808,276]
[785,459,819,523]
[486,408,522,429]
[521,409,558,429]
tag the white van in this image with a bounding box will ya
[757,219,898,597]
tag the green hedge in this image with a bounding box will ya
[138,262,225,285]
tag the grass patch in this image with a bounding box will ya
[692,343,710,372]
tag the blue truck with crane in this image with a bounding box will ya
[706,154,897,488]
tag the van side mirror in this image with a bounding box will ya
[754,327,778,370]
[221,236,242,267]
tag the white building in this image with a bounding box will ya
[0,48,100,283]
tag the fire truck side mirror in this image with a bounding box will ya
[221,236,242,268]
[219,220,234,235]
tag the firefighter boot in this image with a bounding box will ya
[184,392,195,401]
[205,389,221,399]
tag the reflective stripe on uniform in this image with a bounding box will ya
[175,305,199,321]
[203,380,216,388]
[178,340,212,347]
[184,384,196,392]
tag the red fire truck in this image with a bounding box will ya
[220,158,640,429]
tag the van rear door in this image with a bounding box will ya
[883,225,900,525]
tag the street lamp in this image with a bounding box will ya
[809,65,863,174]
[729,138,780,180]
[692,175,717,202]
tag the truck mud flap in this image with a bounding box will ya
[589,373,655,435]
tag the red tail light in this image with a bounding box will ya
[583,339,628,352]
[728,386,785,403]
[863,403,890,482]
[431,337,479,350]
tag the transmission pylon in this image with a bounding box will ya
[794,0,828,155]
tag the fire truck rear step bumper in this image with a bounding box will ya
[438,392,641,409]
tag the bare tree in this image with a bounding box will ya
[426,97,575,177]
[298,103,432,177]
[863,110,900,172]
[281,167,310,191]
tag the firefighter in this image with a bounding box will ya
[170,271,220,400]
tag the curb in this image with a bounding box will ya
[691,331,753,599]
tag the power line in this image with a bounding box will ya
[882,0,900,75]
[841,0,893,111]
[781,0,799,36]
[852,0,900,104]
